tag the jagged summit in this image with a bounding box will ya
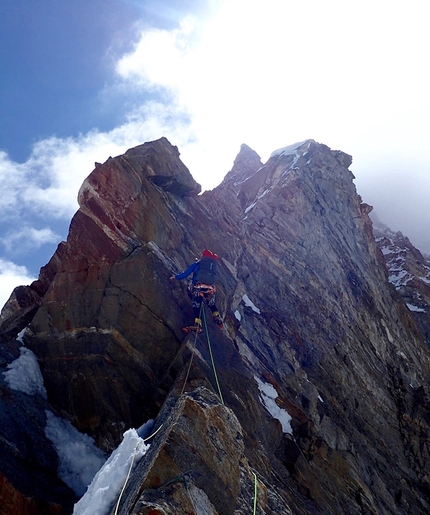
[219,143,263,187]
[217,138,354,215]
[1,137,430,515]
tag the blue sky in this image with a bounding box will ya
[1,0,429,308]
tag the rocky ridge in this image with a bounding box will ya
[0,137,430,514]
[373,221,430,347]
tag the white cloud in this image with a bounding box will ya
[0,227,60,254]
[0,259,35,310]
[113,0,430,177]
[112,0,430,250]
[0,104,193,224]
[0,151,28,216]
[1,0,430,256]
[116,16,196,89]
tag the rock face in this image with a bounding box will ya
[1,137,430,514]
[373,222,430,346]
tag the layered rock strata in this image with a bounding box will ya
[1,137,430,514]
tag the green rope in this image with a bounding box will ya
[202,307,224,404]
[252,472,258,514]
[114,303,203,513]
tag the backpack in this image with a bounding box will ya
[195,249,218,285]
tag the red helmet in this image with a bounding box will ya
[202,249,218,260]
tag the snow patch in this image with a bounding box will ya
[244,189,271,213]
[406,303,426,313]
[388,269,412,289]
[380,244,403,256]
[270,140,309,158]
[73,428,149,515]
[242,294,261,314]
[45,411,106,497]
[234,309,241,321]
[244,201,257,214]
[3,346,47,398]
[255,376,292,434]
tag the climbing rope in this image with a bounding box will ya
[114,444,139,515]
[179,302,203,397]
[252,472,258,514]
[143,422,164,443]
[201,307,224,405]
[113,422,165,514]
[114,302,226,514]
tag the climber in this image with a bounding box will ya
[170,249,223,332]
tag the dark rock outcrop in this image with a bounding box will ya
[0,357,77,515]
[1,137,430,514]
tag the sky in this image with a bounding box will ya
[1,0,429,309]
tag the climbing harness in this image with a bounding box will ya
[194,283,216,298]
[190,283,216,313]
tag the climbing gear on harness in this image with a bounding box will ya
[193,283,216,297]
[191,284,217,316]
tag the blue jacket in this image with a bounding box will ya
[175,261,200,285]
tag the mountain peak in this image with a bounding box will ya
[219,143,263,187]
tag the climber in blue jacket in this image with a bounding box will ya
[172,260,200,285]
[170,249,223,331]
